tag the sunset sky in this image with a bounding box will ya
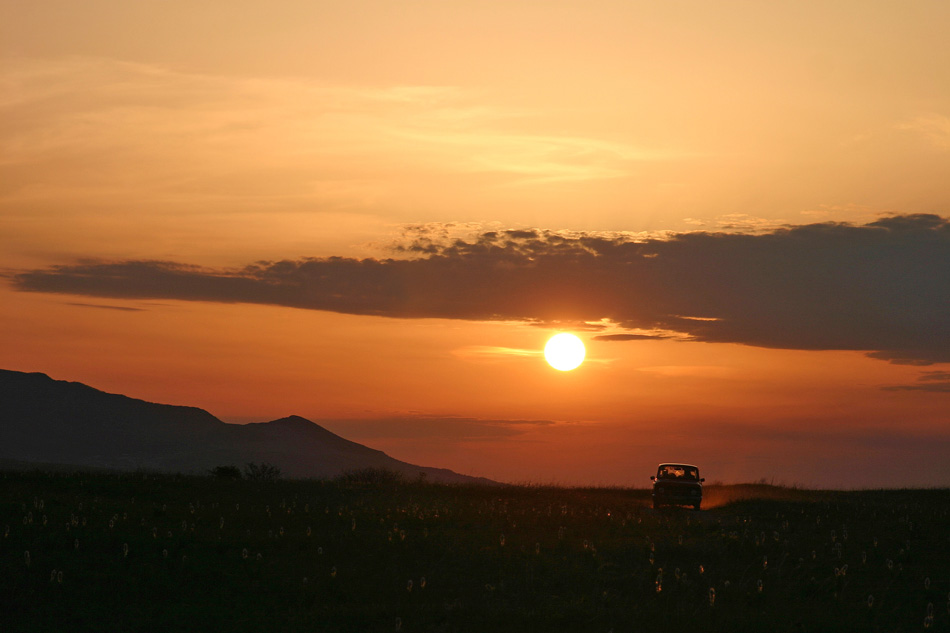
[2,1,948,488]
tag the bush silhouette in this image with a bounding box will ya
[208,465,242,480]
[243,462,281,482]
[337,467,404,486]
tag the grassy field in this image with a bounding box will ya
[1,470,948,632]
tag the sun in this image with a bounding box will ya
[544,333,586,371]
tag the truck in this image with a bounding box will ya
[651,463,704,510]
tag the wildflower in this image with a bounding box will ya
[756,579,763,593]
[242,548,248,560]
[330,566,337,578]
[420,576,426,589]
[351,518,356,531]
[499,534,505,547]
[699,564,705,575]
[407,579,413,592]
[762,556,768,570]
[886,559,893,570]
[708,587,716,607]
[163,549,168,559]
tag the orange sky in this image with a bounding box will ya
[2,1,948,487]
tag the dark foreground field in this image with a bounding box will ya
[1,471,948,632]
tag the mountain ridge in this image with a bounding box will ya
[0,369,493,484]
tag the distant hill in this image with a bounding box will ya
[0,369,493,484]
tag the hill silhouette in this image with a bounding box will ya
[0,369,491,483]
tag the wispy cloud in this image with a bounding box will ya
[12,214,950,365]
[0,56,677,208]
[65,302,146,312]
[325,415,559,441]
[898,114,950,150]
[883,371,950,393]
[452,346,541,360]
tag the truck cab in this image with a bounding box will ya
[651,463,704,510]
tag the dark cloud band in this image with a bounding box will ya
[12,214,950,364]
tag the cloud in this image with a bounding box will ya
[593,333,676,342]
[65,302,146,312]
[12,214,950,364]
[882,371,950,393]
[0,56,671,208]
[898,114,950,150]
[324,415,558,441]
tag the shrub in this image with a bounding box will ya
[243,462,282,482]
[336,467,404,486]
[208,465,243,480]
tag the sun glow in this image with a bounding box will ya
[544,333,586,371]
